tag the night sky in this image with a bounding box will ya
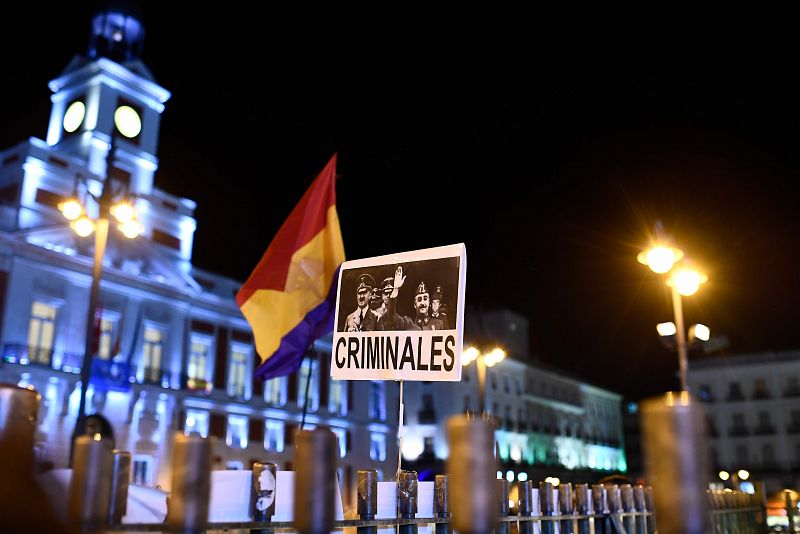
[2,4,799,399]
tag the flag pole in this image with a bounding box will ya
[397,379,404,479]
[300,344,315,429]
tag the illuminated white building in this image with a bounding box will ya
[0,3,397,505]
[689,350,800,493]
[402,309,627,481]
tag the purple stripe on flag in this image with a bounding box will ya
[254,266,341,381]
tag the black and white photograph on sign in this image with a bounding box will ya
[336,257,459,333]
[331,243,465,382]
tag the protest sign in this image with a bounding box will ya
[331,244,466,381]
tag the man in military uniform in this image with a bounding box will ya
[345,273,378,331]
[430,284,450,330]
[378,266,445,330]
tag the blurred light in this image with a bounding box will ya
[58,198,83,221]
[119,218,144,239]
[63,101,85,133]
[668,268,708,296]
[638,245,684,274]
[110,201,135,223]
[484,348,506,368]
[545,476,560,486]
[93,433,101,442]
[509,499,515,509]
[506,470,514,482]
[656,321,677,337]
[719,470,730,481]
[518,472,528,482]
[71,216,95,237]
[691,323,711,342]
[738,469,750,481]
[463,347,479,366]
[114,105,142,138]
[496,470,503,480]
[740,481,755,494]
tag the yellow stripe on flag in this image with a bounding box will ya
[240,206,345,363]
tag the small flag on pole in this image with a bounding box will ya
[236,154,345,380]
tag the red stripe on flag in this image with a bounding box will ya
[236,154,337,306]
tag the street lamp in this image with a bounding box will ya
[60,139,144,458]
[639,235,708,392]
[462,345,506,415]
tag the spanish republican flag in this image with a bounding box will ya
[236,155,345,379]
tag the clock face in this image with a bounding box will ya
[63,101,85,133]
[114,105,142,138]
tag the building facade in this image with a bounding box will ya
[689,350,800,493]
[401,309,627,484]
[0,4,397,506]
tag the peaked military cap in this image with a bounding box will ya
[381,277,394,292]
[357,273,376,291]
[416,281,428,296]
[432,284,443,301]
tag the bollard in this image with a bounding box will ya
[434,474,452,534]
[644,486,656,534]
[252,461,277,527]
[496,478,510,534]
[357,469,377,534]
[621,484,635,534]
[633,485,646,534]
[640,391,709,534]
[592,484,607,534]
[109,450,131,525]
[559,483,574,534]
[606,485,621,515]
[446,415,497,534]
[518,480,535,534]
[0,383,39,471]
[294,427,337,534]
[539,481,555,534]
[0,384,63,533]
[168,433,211,534]
[397,470,419,534]
[575,484,591,534]
[68,434,114,531]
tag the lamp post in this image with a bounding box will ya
[462,346,506,415]
[638,239,708,392]
[59,138,144,456]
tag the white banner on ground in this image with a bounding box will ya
[331,243,466,381]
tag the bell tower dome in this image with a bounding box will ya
[87,1,146,64]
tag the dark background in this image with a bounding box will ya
[2,4,799,399]
[336,257,460,332]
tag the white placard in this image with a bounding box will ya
[331,244,466,381]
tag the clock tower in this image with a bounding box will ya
[45,1,169,197]
[0,1,197,265]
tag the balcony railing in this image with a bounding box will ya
[2,342,84,373]
[227,384,247,400]
[728,426,749,437]
[140,366,168,386]
[185,376,213,393]
[753,425,776,436]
